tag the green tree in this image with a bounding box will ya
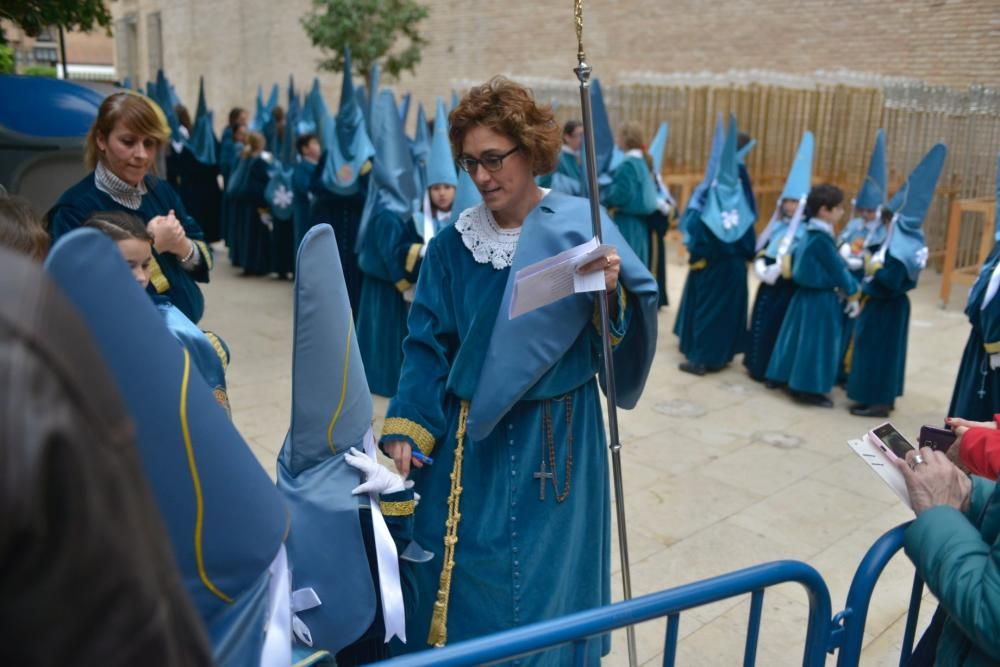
[23,64,57,77]
[0,0,112,39]
[301,0,429,86]
[0,44,14,73]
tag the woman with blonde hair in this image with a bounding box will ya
[379,76,658,663]
[48,92,213,323]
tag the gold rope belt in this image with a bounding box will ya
[427,400,470,647]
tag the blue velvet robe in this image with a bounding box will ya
[539,149,585,196]
[846,253,917,406]
[292,160,318,253]
[157,298,231,417]
[356,208,423,397]
[169,145,223,244]
[766,223,859,395]
[950,244,1000,420]
[227,156,272,275]
[603,155,658,267]
[48,172,213,324]
[836,218,887,383]
[744,219,799,382]
[673,206,756,368]
[381,193,657,665]
[309,152,370,315]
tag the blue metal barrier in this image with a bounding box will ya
[377,560,833,666]
[375,524,926,667]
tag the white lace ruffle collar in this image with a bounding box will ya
[456,203,521,270]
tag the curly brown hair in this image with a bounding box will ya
[449,76,561,177]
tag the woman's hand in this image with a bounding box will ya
[946,416,996,432]
[895,447,972,516]
[147,210,191,257]
[382,439,424,478]
[578,249,621,293]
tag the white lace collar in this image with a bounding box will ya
[625,148,645,159]
[456,203,521,270]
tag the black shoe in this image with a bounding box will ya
[793,391,833,408]
[679,361,708,376]
[764,380,781,389]
[850,404,891,417]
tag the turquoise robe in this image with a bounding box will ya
[673,207,756,369]
[48,172,213,324]
[156,297,231,417]
[292,160,317,253]
[602,155,658,267]
[950,244,1000,420]
[846,253,917,406]
[219,126,237,185]
[836,218,887,382]
[766,222,859,395]
[744,218,800,382]
[356,209,423,397]
[228,156,273,275]
[381,192,657,665]
[539,149,585,196]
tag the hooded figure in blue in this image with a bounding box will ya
[765,184,860,405]
[171,77,224,243]
[674,114,757,375]
[538,119,585,196]
[48,91,214,325]
[646,121,676,308]
[226,131,274,275]
[836,129,888,383]
[847,144,948,417]
[744,131,813,382]
[310,49,375,315]
[355,89,425,397]
[602,120,659,267]
[292,131,322,252]
[378,77,658,664]
[950,152,1000,421]
[410,103,431,194]
[44,229,298,667]
[219,107,249,187]
[413,97,458,242]
[278,224,423,666]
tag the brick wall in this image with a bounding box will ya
[111,0,1000,132]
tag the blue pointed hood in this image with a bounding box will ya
[855,129,888,210]
[450,90,459,112]
[280,93,300,167]
[276,223,378,652]
[686,114,725,215]
[319,51,375,195]
[44,229,288,634]
[355,90,418,251]
[153,70,181,141]
[367,62,380,121]
[266,83,279,113]
[736,139,756,165]
[649,122,669,175]
[336,48,363,158]
[448,168,483,224]
[886,143,948,280]
[590,79,614,176]
[410,103,430,193]
[700,113,756,242]
[250,84,266,131]
[355,84,369,127]
[398,92,411,126]
[195,76,208,124]
[190,110,218,166]
[298,77,326,136]
[427,97,457,188]
[287,75,296,108]
[781,131,814,200]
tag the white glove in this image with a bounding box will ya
[402,286,416,303]
[762,262,782,285]
[753,258,769,281]
[991,353,1000,371]
[839,243,863,271]
[844,300,861,319]
[344,446,414,496]
[259,211,274,231]
[656,198,673,216]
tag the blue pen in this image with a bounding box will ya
[412,450,434,466]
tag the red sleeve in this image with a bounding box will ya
[993,414,1000,428]
[959,427,1000,480]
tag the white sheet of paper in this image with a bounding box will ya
[847,436,912,509]
[508,237,615,319]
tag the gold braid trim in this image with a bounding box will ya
[689,258,708,271]
[360,160,373,175]
[405,243,423,274]
[380,500,416,516]
[202,331,230,369]
[149,255,171,294]
[984,340,1000,354]
[780,253,793,280]
[395,278,413,293]
[427,401,469,648]
[195,240,213,270]
[383,417,435,456]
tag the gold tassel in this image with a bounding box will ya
[427,401,470,648]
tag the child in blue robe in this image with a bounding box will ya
[835,207,886,383]
[538,120,585,196]
[766,184,859,406]
[602,122,658,267]
[292,133,320,252]
[228,132,274,275]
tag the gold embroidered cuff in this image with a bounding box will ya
[149,255,171,294]
[383,417,435,456]
[780,253,793,280]
[195,240,213,270]
[203,331,230,369]
[984,341,1000,354]
[360,160,373,175]
[689,258,708,271]
[405,243,423,274]
[846,291,861,302]
[380,500,416,517]
[395,278,413,293]
[590,288,626,346]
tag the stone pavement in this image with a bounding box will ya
[200,244,972,665]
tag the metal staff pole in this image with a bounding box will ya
[572,2,638,666]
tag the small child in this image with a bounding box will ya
[83,210,233,416]
[765,184,860,406]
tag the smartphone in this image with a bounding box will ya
[868,422,918,460]
[918,425,957,452]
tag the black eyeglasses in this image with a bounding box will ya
[456,146,520,174]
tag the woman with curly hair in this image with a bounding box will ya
[378,76,658,663]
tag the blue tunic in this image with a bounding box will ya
[169,145,223,244]
[744,218,799,382]
[602,155,658,267]
[292,160,317,253]
[836,218,887,383]
[845,253,917,406]
[673,206,756,368]
[157,298,231,417]
[356,208,423,397]
[381,193,656,665]
[48,172,213,324]
[950,244,1000,420]
[228,156,273,275]
[766,223,859,394]
[539,149,585,196]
